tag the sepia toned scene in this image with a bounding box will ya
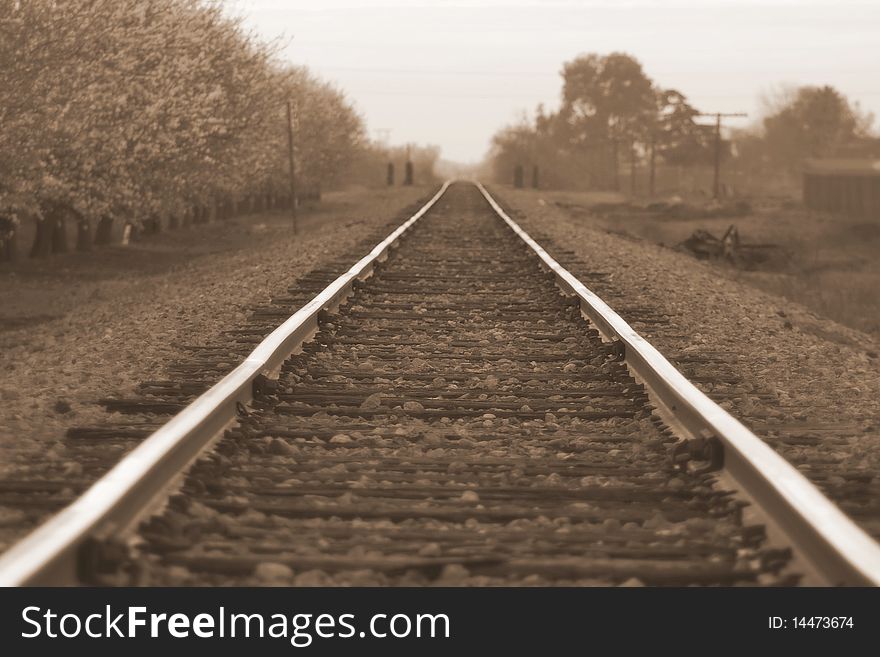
[0,0,878,587]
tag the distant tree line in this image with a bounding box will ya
[0,0,412,261]
[346,143,441,188]
[488,52,876,194]
[732,85,875,176]
[489,53,715,191]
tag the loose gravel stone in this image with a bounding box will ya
[459,490,480,503]
[360,393,384,410]
[500,187,880,538]
[0,187,428,550]
[268,438,295,456]
[111,184,789,588]
[254,562,294,582]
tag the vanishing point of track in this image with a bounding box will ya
[1,182,878,586]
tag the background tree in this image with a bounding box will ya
[654,89,715,166]
[487,53,662,191]
[559,52,656,187]
[346,142,441,188]
[0,0,373,261]
[761,85,874,170]
[489,117,538,184]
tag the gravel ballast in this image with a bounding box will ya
[0,186,428,463]
[494,187,880,538]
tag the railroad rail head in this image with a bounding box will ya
[0,179,878,586]
[476,181,880,587]
[0,184,450,586]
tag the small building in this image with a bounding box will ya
[803,159,880,220]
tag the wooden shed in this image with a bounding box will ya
[803,159,880,220]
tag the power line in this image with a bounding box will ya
[347,89,551,100]
[319,66,553,77]
[696,111,748,199]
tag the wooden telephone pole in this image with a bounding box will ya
[404,143,414,186]
[697,112,747,199]
[286,99,298,234]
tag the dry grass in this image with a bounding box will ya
[533,190,880,336]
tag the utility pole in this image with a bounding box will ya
[514,164,524,189]
[697,111,747,199]
[404,143,414,186]
[629,140,637,196]
[286,99,298,234]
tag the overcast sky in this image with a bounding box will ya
[224,0,880,163]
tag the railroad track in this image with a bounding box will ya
[1,181,878,586]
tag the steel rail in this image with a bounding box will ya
[2,179,877,586]
[477,181,880,586]
[0,182,451,586]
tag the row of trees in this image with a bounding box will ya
[0,0,365,260]
[733,85,875,176]
[489,52,875,194]
[346,143,441,188]
[489,53,716,191]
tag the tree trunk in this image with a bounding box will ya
[168,214,179,230]
[95,216,114,245]
[144,214,161,235]
[629,141,637,196]
[612,140,620,191]
[50,209,68,254]
[76,216,92,252]
[1,220,17,262]
[5,230,17,262]
[30,217,52,258]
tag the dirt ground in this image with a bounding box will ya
[1,190,399,335]
[0,185,429,453]
[540,189,880,336]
